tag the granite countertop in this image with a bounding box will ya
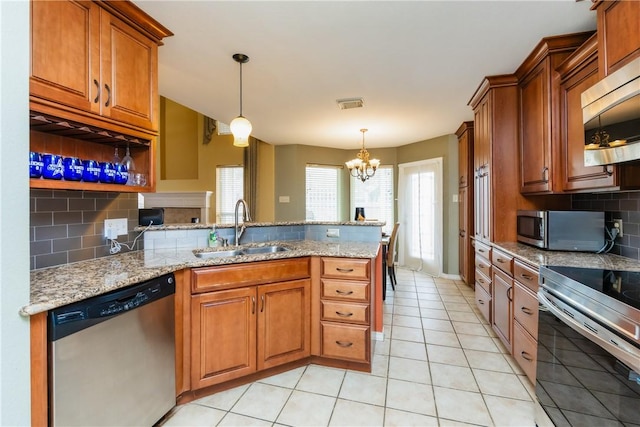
[24,240,380,317]
[492,241,640,272]
[134,220,386,231]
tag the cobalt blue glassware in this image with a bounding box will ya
[82,160,100,182]
[114,163,128,185]
[99,162,116,183]
[63,157,84,181]
[42,154,63,180]
[29,152,44,178]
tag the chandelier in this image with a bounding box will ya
[345,129,380,182]
[230,53,252,147]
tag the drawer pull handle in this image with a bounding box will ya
[497,258,506,263]
[336,340,353,348]
[336,267,354,273]
[251,297,255,314]
[336,290,353,296]
[521,351,533,362]
[260,295,265,313]
[478,278,485,284]
[336,311,353,317]
[520,273,533,281]
[104,83,111,107]
[93,79,100,103]
[478,299,485,305]
[507,287,513,301]
[521,306,534,315]
[478,249,485,253]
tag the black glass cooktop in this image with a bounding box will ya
[545,265,640,311]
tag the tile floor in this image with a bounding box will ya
[160,268,537,426]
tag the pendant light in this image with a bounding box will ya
[346,129,381,182]
[230,53,251,147]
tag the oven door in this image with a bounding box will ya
[535,289,640,427]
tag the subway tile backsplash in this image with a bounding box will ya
[30,189,141,270]
[572,191,640,260]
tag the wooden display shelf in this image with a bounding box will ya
[30,177,151,193]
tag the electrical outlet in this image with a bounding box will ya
[613,218,623,237]
[326,228,340,238]
[104,218,128,239]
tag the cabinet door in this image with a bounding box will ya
[597,0,640,77]
[191,287,256,389]
[458,186,468,282]
[520,61,551,194]
[257,279,311,370]
[100,10,158,131]
[492,268,513,350]
[30,0,100,112]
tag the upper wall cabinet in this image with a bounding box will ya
[594,0,640,78]
[29,0,172,193]
[515,32,594,195]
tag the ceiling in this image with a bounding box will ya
[134,1,596,149]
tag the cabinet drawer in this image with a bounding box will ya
[475,255,492,281]
[321,301,369,325]
[514,260,539,293]
[321,258,370,280]
[474,241,492,260]
[513,320,537,385]
[192,258,310,293]
[321,279,369,302]
[492,248,514,275]
[475,268,491,295]
[321,322,369,363]
[513,282,539,339]
[475,285,491,324]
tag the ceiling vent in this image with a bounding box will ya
[336,97,364,110]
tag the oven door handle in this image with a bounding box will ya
[538,289,640,373]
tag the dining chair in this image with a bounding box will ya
[386,222,400,291]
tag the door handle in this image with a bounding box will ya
[336,267,354,273]
[260,295,265,313]
[251,296,255,314]
[542,166,549,182]
[93,79,100,103]
[104,84,111,107]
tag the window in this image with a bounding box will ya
[216,166,244,223]
[306,165,340,221]
[351,165,394,234]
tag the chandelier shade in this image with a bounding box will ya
[346,129,380,182]
[231,53,251,147]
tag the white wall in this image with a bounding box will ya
[0,0,31,424]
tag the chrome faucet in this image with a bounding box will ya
[234,199,251,246]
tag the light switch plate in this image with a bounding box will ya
[104,218,128,239]
[326,228,340,238]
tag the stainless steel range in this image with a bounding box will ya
[536,265,640,427]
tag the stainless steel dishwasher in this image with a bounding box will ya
[48,273,176,426]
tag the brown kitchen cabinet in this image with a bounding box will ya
[190,259,311,390]
[29,0,172,193]
[319,257,372,365]
[474,241,492,324]
[456,122,474,287]
[515,32,593,194]
[512,260,540,385]
[594,0,640,78]
[491,248,514,350]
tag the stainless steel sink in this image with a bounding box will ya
[241,245,289,255]
[194,249,244,258]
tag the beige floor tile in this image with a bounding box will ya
[384,408,439,426]
[374,337,391,356]
[492,337,511,354]
[329,399,385,426]
[447,311,479,323]
[393,305,421,317]
[430,363,479,392]
[296,364,345,397]
[259,366,305,388]
[453,321,490,336]
[276,390,336,427]
[484,395,535,427]
[218,412,272,426]
[385,378,437,416]
[384,313,393,325]
[231,383,292,421]
[417,287,439,295]
[390,339,428,361]
[392,314,423,328]
[457,334,501,352]
[506,354,526,375]
[483,323,498,336]
[394,290,417,299]
[193,383,249,411]
[438,288,463,296]
[388,356,431,384]
[418,293,442,301]
[426,344,468,367]
[464,349,514,373]
[473,369,532,400]
[391,325,425,342]
[424,330,461,347]
[433,386,492,426]
[443,302,474,312]
[438,418,489,426]
[394,297,420,307]
[371,353,389,378]
[161,404,226,426]
[420,308,450,320]
[440,294,467,303]
[338,371,387,406]
[419,301,446,311]
[422,318,454,332]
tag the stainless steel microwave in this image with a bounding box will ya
[517,210,604,252]
[582,57,640,166]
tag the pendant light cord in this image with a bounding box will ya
[239,61,243,117]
